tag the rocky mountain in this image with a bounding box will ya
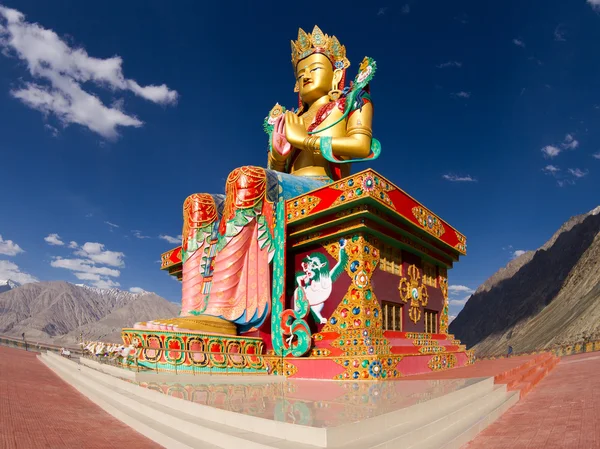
[450,205,600,356]
[0,279,20,294]
[0,281,179,345]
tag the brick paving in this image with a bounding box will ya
[463,353,600,449]
[0,345,162,449]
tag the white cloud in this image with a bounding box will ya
[0,235,24,256]
[568,168,588,178]
[449,296,471,306]
[588,0,600,11]
[44,233,64,246]
[561,133,579,150]
[593,152,600,159]
[132,230,150,239]
[0,260,37,284]
[105,221,119,228]
[68,241,78,248]
[554,25,566,42]
[159,234,182,245]
[50,258,120,277]
[513,38,525,48]
[129,287,147,294]
[512,249,527,258]
[452,91,471,99]
[74,242,124,267]
[437,61,462,68]
[44,123,58,137]
[448,285,475,295]
[542,165,560,174]
[401,4,410,14]
[541,145,561,158]
[442,174,477,182]
[377,7,388,16]
[0,6,178,139]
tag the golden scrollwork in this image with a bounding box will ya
[411,206,445,238]
[286,195,321,221]
[455,231,467,254]
[398,264,429,324]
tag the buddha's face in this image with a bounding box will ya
[296,53,341,104]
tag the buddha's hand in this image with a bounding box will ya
[284,110,308,149]
[271,115,292,162]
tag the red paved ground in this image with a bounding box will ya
[463,352,600,449]
[0,345,163,449]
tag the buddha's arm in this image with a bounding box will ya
[328,102,374,159]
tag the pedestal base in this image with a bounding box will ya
[122,328,266,374]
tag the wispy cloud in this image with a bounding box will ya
[44,123,59,137]
[50,241,125,289]
[554,25,566,41]
[159,234,182,245]
[437,61,462,69]
[401,4,410,14]
[542,165,560,174]
[541,145,561,158]
[513,38,525,48]
[74,242,124,267]
[44,233,64,246]
[0,260,37,284]
[451,91,471,99]
[377,7,388,16]
[512,249,528,259]
[448,285,475,295]
[593,152,600,159]
[449,296,471,306]
[588,0,600,11]
[129,287,147,294]
[105,221,119,231]
[561,133,579,150]
[0,5,178,140]
[568,168,588,178]
[132,230,150,239]
[442,174,477,182]
[68,241,78,248]
[0,235,24,256]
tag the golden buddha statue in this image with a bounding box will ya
[134,26,380,338]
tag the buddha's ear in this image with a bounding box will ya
[332,68,343,86]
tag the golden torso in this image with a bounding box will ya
[290,103,350,178]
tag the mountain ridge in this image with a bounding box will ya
[0,280,179,344]
[450,205,600,356]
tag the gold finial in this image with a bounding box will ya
[291,25,350,70]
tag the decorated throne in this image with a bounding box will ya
[122,26,473,380]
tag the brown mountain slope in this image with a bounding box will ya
[450,206,600,356]
[0,281,178,344]
[55,294,179,344]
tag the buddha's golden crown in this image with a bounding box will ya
[291,25,350,71]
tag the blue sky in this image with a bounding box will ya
[0,1,599,319]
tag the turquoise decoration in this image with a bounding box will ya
[320,136,381,164]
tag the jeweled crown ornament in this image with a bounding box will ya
[291,25,351,70]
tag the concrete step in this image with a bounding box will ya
[40,352,218,449]
[330,378,496,448]
[40,351,518,449]
[41,351,324,449]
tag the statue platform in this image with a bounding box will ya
[123,169,473,379]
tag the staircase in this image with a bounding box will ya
[494,352,560,399]
[39,351,519,449]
